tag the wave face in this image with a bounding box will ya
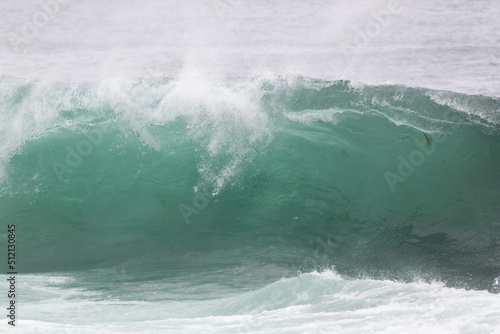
[1,74,500,297]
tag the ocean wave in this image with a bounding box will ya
[1,74,499,292]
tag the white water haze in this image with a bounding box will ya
[0,0,499,96]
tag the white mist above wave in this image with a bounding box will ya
[0,0,499,96]
[16,270,500,334]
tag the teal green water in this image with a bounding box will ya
[1,76,499,288]
[0,75,500,332]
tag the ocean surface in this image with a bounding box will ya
[1,0,500,333]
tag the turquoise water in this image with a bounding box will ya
[1,74,500,332]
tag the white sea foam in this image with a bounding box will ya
[12,271,500,334]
